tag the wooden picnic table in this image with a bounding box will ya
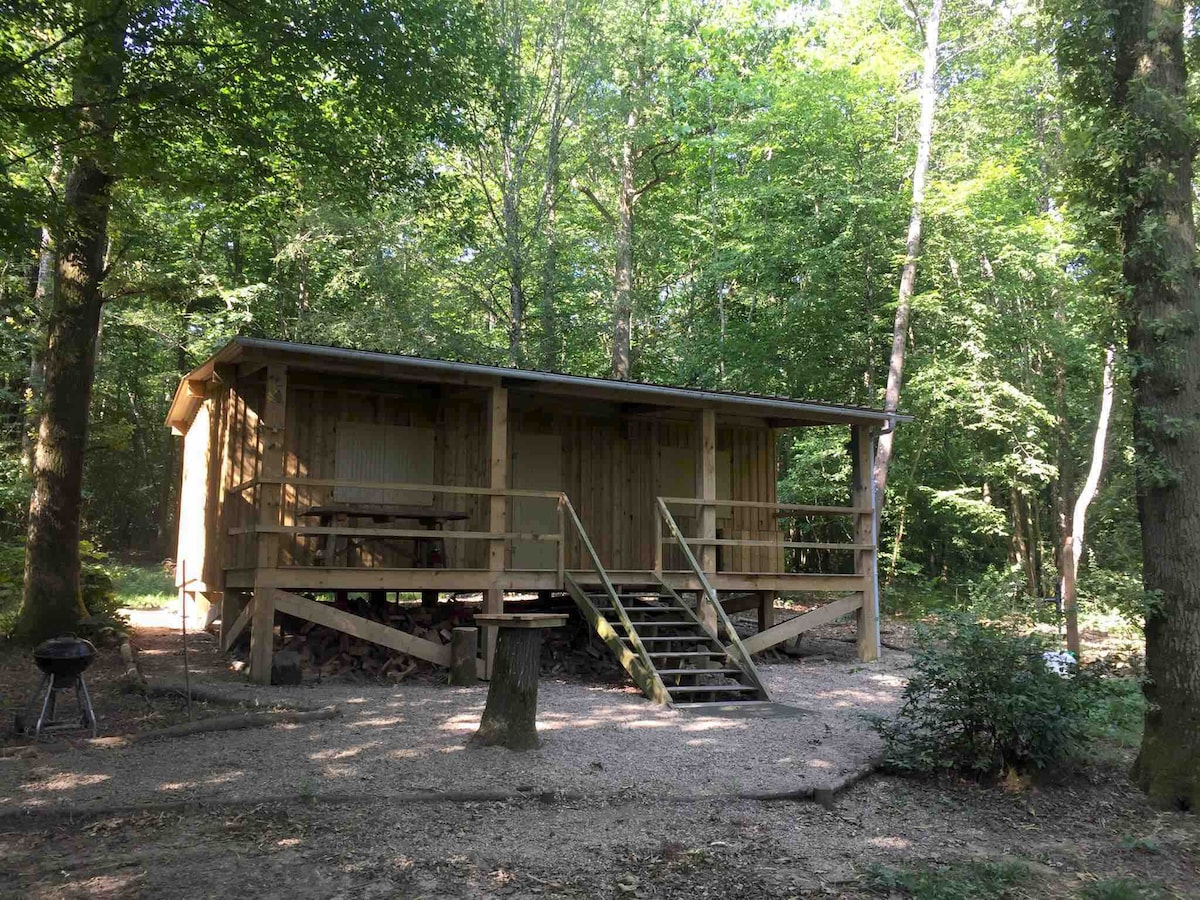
[299,503,469,569]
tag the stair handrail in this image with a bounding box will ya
[655,497,767,695]
[559,495,658,678]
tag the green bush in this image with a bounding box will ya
[875,619,1093,777]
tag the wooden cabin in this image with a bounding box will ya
[168,338,904,704]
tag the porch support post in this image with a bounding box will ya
[484,385,509,678]
[250,364,287,684]
[851,423,881,661]
[249,585,277,683]
[696,408,717,631]
[256,364,287,569]
[758,591,776,633]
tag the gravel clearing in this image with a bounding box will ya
[0,649,908,818]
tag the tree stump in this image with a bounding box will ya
[449,627,478,686]
[470,614,566,751]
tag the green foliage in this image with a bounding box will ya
[110,564,175,610]
[1078,671,1145,760]
[876,620,1094,776]
[0,0,1144,614]
[864,860,1031,900]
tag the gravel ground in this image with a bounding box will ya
[0,641,907,818]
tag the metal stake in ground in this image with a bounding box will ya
[470,614,567,750]
[179,561,192,719]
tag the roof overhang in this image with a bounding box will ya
[166,338,913,434]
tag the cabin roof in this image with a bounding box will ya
[166,337,912,433]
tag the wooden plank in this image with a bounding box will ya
[660,497,870,514]
[272,589,454,668]
[742,595,865,655]
[484,385,508,676]
[697,409,717,596]
[261,476,562,500]
[851,423,881,662]
[663,537,874,550]
[257,365,287,570]
[231,525,561,541]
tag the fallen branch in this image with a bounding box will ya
[129,706,340,743]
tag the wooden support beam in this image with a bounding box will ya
[449,627,479,686]
[758,591,776,633]
[256,364,287,571]
[851,424,881,661]
[696,408,718,632]
[742,595,864,655]
[271,589,474,671]
[220,593,252,651]
[248,587,277,684]
[697,408,717,574]
[484,385,509,677]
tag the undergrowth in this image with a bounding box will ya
[864,860,1030,899]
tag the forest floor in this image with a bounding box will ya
[0,604,1193,899]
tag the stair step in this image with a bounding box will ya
[667,684,759,694]
[621,620,698,628]
[654,667,743,676]
[673,700,775,709]
[646,651,727,658]
[600,609,686,619]
[624,636,721,644]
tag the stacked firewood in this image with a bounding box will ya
[272,595,623,683]
[275,597,477,682]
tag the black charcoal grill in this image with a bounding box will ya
[22,636,98,738]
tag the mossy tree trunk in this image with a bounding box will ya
[1111,0,1200,811]
[18,2,127,643]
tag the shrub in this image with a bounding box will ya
[875,619,1093,777]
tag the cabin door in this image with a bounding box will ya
[510,433,562,570]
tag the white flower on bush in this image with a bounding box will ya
[1042,650,1077,677]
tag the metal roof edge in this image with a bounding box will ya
[167,337,914,431]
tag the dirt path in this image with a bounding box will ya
[2,615,1195,898]
[2,767,1196,899]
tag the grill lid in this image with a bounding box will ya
[33,635,97,661]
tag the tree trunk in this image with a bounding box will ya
[18,1,127,643]
[611,129,636,380]
[1111,0,1200,810]
[1061,345,1116,656]
[539,9,566,371]
[872,0,943,510]
[21,224,56,475]
[472,627,543,750]
[503,138,525,367]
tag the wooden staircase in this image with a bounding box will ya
[565,575,770,708]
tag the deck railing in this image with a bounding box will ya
[226,477,566,573]
[653,496,873,574]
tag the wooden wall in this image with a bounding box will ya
[510,403,780,573]
[201,366,781,576]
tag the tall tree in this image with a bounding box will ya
[1057,0,1200,808]
[8,0,490,640]
[20,1,127,641]
[872,0,943,510]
